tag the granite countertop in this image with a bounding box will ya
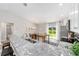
[9,35,74,56]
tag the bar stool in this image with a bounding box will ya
[1,42,14,56]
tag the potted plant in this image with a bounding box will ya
[71,41,79,56]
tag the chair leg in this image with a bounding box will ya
[10,53,13,56]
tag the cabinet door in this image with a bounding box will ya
[70,4,79,32]
[70,12,79,32]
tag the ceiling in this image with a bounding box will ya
[0,3,77,23]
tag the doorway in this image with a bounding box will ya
[47,22,56,41]
[0,22,14,42]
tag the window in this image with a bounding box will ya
[48,22,56,39]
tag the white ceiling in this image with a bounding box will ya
[0,3,77,23]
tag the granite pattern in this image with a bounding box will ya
[1,35,73,56]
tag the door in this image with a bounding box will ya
[47,22,56,40]
[6,23,14,40]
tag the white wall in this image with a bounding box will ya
[56,21,61,41]
[0,10,36,40]
[36,23,47,34]
[0,24,1,45]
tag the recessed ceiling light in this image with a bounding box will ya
[59,3,63,6]
[74,10,78,14]
[70,12,74,15]
[23,3,27,7]
[69,10,78,15]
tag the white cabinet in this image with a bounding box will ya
[70,4,79,33]
[70,13,79,31]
